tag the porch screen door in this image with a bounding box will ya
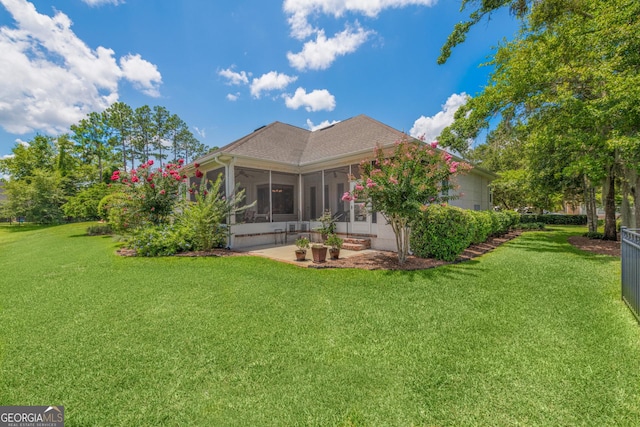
[350,181,371,234]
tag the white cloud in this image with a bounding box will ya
[226,93,240,101]
[283,0,438,39]
[306,118,340,131]
[250,71,297,98]
[1,153,14,179]
[410,93,469,142]
[219,67,250,85]
[0,0,162,135]
[119,54,162,97]
[284,87,336,112]
[81,0,125,6]
[287,24,372,71]
[15,138,30,147]
[194,127,206,138]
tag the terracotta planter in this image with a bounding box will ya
[311,246,327,263]
[329,248,340,260]
[295,250,307,261]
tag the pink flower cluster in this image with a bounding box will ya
[449,161,459,174]
[341,192,355,202]
[193,162,204,179]
[111,159,187,190]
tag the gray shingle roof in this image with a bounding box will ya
[303,115,404,164]
[200,115,405,166]
[214,121,310,164]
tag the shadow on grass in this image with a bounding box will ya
[68,233,107,238]
[383,259,489,282]
[383,228,618,280]
[0,223,57,233]
[493,228,619,265]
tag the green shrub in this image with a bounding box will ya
[86,224,113,236]
[97,194,115,221]
[105,192,144,234]
[63,183,112,220]
[517,222,546,230]
[494,211,512,236]
[520,214,587,225]
[469,210,492,244]
[127,224,195,257]
[583,231,605,240]
[504,210,520,228]
[411,205,475,261]
[177,176,237,251]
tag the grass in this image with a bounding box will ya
[0,223,639,426]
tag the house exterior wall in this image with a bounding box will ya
[187,122,496,252]
[194,163,495,251]
[368,172,493,253]
[451,173,492,211]
[369,221,398,252]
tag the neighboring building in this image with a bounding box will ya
[187,115,496,251]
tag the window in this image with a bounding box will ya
[271,184,294,214]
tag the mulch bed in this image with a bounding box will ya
[567,235,621,257]
[117,248,246,258]
[116,232,522,271]
[308,232,523,271]
[116,230,619,271]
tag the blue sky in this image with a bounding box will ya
[0,0,519,159]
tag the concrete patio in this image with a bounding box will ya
[243,243,377,266]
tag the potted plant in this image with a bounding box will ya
[315,210,336,241]
[295,237,309,261]
[311,243,328,263]
[325,234,343,260]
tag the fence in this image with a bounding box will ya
[621,227,640,323]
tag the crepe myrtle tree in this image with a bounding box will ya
[342,136,471,264]
[110,158,187,227]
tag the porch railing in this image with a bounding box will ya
[621,227,640,323]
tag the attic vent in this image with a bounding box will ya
[253,125,266,132]
[318,124,336,131]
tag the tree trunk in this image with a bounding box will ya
[388,214,409,264]
[620,174,631,228]
[122,140,127,172]
[98,153,103,183]
[583,175,598,233]
[603,166,617,241]
[632,173,640,229]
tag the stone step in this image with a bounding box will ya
[343,238,371,246]
[342,238,371,251]
[342,243,369,251]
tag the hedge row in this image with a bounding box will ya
[411,206,520,262]
[519,214,587,225]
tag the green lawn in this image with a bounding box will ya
[0,223,639,426]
